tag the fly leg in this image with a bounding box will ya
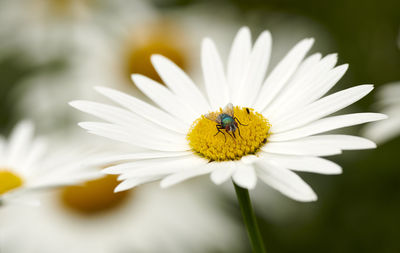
[215,125,226,142]
[234,117,248,126]
[237,126,243,139]
[226,131,235,140]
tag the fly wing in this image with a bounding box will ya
[223,103,234,117]
[204,112,221,124]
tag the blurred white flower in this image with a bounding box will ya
[0,121,101,206]
[362,82,400,144]
[17,3,239,132]
[74,3,240,96]
[0,178,243,253]
[0,0,152,62]
[71,27,386,202]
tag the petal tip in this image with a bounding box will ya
[296,192,318,202]
[94,86,109,94]
[150,54,164,63]
[210,174,224,185]
[68,100,79,108]
[305,37,315,46]
[113,183,127,193]
[160,180,172,189]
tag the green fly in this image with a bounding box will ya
[205,103,247,141]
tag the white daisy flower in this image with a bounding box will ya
[362,82,400,144]
[71,27,387,202]
[0,178,243,253]
[0,0,152,62]
[0,121,101,205]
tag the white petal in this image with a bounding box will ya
[79,120,186,146]
[119,157,207,180]
[79,122,190,152]
[86,151,193,165]
[265,60,347,121]
[104,156,189,174]
[296,64,349,107]
[160,165,213,188]
[95,86,187,133]
[210,161,236,185]
[151,54,210,113]
[19,138,47,174]
[362,113,400,144]
[202,38,229,109]
[270,113,388,142]
[232,163,257,189]
[227,27,251,99]
[262,55,315,117]
[272,85,374,133]
[262,140,342,156]
[6,121,34,166]
[114,176,162,192]
[260,153,342,174]
[240,155,259,164]
[71,100,185,142]
[132,74,199,124]
[31,170,102,189]
[107,155,206,178]
[71,100,142,127]
[262,53,324,118]
[254,38,314,112]
[295,53,324,78]
[299,135,376,150]
[0,137,6,161]
[235,31,272,106]
[256,161,317,202]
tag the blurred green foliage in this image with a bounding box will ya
[0,53,67,134]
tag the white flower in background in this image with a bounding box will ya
[0,121,101,206]
[362,82,400,144]
[0,177,243,253]
[75,4,239,96]
[0,0,152,62]
[17,2,238,132]
[71,27,387,202]
[77,19,194,98]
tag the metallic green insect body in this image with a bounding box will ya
[204,103,247,141]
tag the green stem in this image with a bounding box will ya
[233,181,266,253]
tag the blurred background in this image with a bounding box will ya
[0,0,399,252]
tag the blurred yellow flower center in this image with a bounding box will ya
[125,24,188,84]
[0,170,23,195]
[47,0,91,17]
[50,0,75,12]
[60,175,130,215]
[187,106,271,161]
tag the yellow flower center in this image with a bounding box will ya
[31,0,92,19]
[124,22,189,84]
[0,170,24,195]
[49,0,77,14]
[60,175,131,215]
[187,106,271,161]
